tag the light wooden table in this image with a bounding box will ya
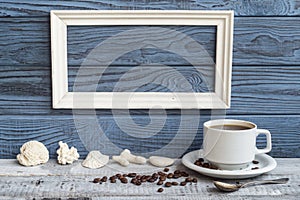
[0,159,299,200]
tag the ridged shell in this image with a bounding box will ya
[82,151,109,169]
[56,141,80,165]
[17,141,49,166]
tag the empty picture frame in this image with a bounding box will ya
[51,10,234,109]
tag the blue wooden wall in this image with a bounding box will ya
[0,0,300,158]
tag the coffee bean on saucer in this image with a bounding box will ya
[252,160,259,164]
[202,163,210,168]
[194,161,202,166]
[198,158,204,162]
[157,188,164,193]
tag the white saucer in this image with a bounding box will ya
[182,149,277,179]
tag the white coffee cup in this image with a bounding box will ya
[203,119,272,170]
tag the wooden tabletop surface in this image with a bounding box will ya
[0,158,299,200]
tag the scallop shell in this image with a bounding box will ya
[56,141,80,165]
[149,156,174,167]
[17,141,49,166]
[82,151,109,169]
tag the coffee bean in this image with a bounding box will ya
[136,175,141,180]
[192,178,197,183]
[158,172,166,176]
[93,178,101,183]
[148,178,155,183]
[110,179,116,183]
[185,177,193,182]
[141,178,147,182]
[101,176,107,182]
[198,158,204,162]
[173,174,180,179]
[109,176,116,180]
[180,182,187,186]
[174,170,181,174]
[157,180,164,185]
[202,163,210,168]
[165,182,172,187]
[159,176,166,181]
[163,168,169,172]
[251,167,259,170]
[152,173,158,179]
[194,161,202,166]
[181,172,189,177]
[116,174,122,178]
[252,160,259,164]
[172,182,178,186]
[210,165,218,170]
[120,177,128,184]
[157,188,164,193]
[128,173,137,178]
[167,173,173,179]
[136,181,141,186]
[131,178,137,184]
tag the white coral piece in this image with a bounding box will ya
[56,141,80,165]
[82,151,109,169]
[17,141,49,166]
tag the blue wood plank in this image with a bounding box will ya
[0,115,299,159]
[1,17,300,66]
[0,0,297,17]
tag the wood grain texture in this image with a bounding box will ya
[0,0,298,17]
[1,17,300,66]
[0,65,299,115]
[0,115,299,159]
[0,159,299,199]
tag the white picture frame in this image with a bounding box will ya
[51,10,234,109]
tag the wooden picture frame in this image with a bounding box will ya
[51,10,234,109]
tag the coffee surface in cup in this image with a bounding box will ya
[210,124,250,131]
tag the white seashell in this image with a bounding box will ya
[112,155,130,166]
[17,141,49,166]
[56,141,80,165]
[120,149,146,164]
[149,156,174,167]
[82,151,109,169]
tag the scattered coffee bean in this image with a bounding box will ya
[120,177,128,184]
[185,177,193,182]
[116,174,122,178]
[128,173,137,178]
[163,168,169,172]
[167,173,173,179]
[148,178,156,183]
[158,171,166,176]
[173,174,180,179]
[181,172,189,177]
[251,167,259,170]
[93,178,101,183]
[109,176,116,180]
[159,176,166,181]
[157,188,164,193]
[172,182,178,186]
[252,160,259,164]
[131,178,137,184]
[180,181,187,186]
[157,180,164,185]
[101,176,107,182]
[110,179,116,183]
[141,178,147,183]
[192,178,197,183]
[174,170,181,174]
[136,181,141,186]
[165,182,172,187]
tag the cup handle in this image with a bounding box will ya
[255,129,272,154]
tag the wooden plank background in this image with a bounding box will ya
[0,0,299,158]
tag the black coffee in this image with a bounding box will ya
[210,124,250,130]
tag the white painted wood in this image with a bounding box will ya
[50,10,234,109]
[0,159,298,199]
